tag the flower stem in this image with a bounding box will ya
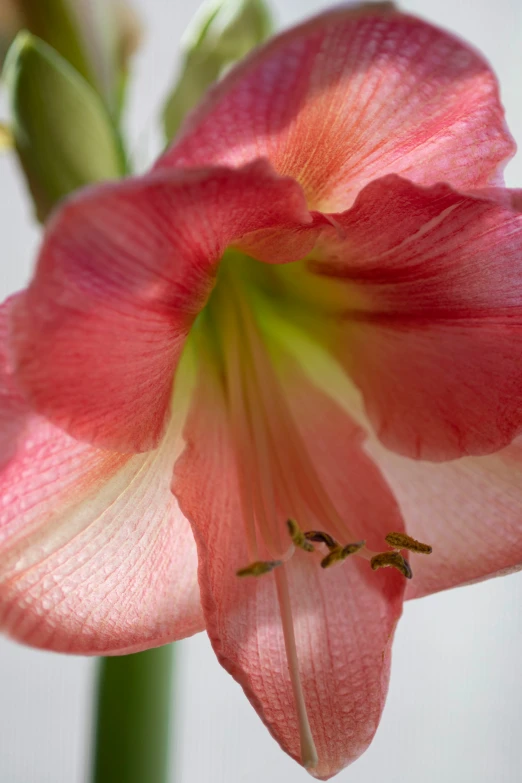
[91,645,175,783]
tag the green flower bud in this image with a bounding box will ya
[1,1,142,115]
[4,32,125,222]
[163,0,273,142]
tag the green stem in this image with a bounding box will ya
[91,645,175,783]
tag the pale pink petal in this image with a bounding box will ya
[366,435,522,598]
[0,302,203,653]
[0,417,204,654]
[311,176,522,460]
[10,162,311,452]
[174,357,404,778]
[159,5,514,210]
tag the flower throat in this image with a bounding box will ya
[199,251,432,580]
[193,251,432,769]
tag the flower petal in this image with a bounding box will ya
[0,423,204,654]
[159,5,514,210]
[174,356,404,777]
[0,296,28,471]
[0,303,203,653]
[312,176,522,460]
[10,161,310,452]
[366,435,522,598]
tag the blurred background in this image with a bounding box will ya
[1,0,522,781]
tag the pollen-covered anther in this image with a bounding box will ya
[385,531,433,555]
[287,519,315,552]
[236,560,283,578]
[321,540,366,569]
[303,530,339,551]
[370,551,413,579]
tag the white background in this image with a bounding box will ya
[1,1,522,781]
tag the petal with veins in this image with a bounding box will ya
[366,435,522,599]
[10,161,311,453]
[174,353,404,778]
[0,301,203,653]
[0,296,27,471]
[160,5,514,210]
[311,176,522,460]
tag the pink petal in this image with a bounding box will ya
[159,5,514,210]
[0,296,28,471]
[10,162,311,452]
[366,434,522,598]
[312,176,522,460]
[174,356,404,777]
[0,302,203,653]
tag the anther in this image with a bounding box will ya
[371,551,413,579]
[321,540,366,569]
[385,531,432,555]
[287,519,315,553]
[236,560,283,577]
[304,530,338,551]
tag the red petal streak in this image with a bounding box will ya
[10,162,311,452]
[0,301,203,653]
[313,176,522,460]
[159,5,513,210]
[174,356,404,777]
[366,435,522,598]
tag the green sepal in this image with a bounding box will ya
[4,32,126,222]
[163,0,273,142]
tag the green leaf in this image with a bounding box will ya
[163,0,273,142]
[4,32,126,222]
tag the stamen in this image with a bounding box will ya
[304,530,339,550]
[371,551,413,579]
[221,294,260,563]
[239,300,356,547]
[385,531,433,555]
[236,560,283,578]
[321,540,366,569]
[287,519,315,553]
[244,364,284,556]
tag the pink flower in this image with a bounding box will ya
[2,4,522,778]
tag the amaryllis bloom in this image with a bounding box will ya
[2,4,522,778]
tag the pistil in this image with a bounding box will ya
[214,270,330,769]
[275,567,319,770]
